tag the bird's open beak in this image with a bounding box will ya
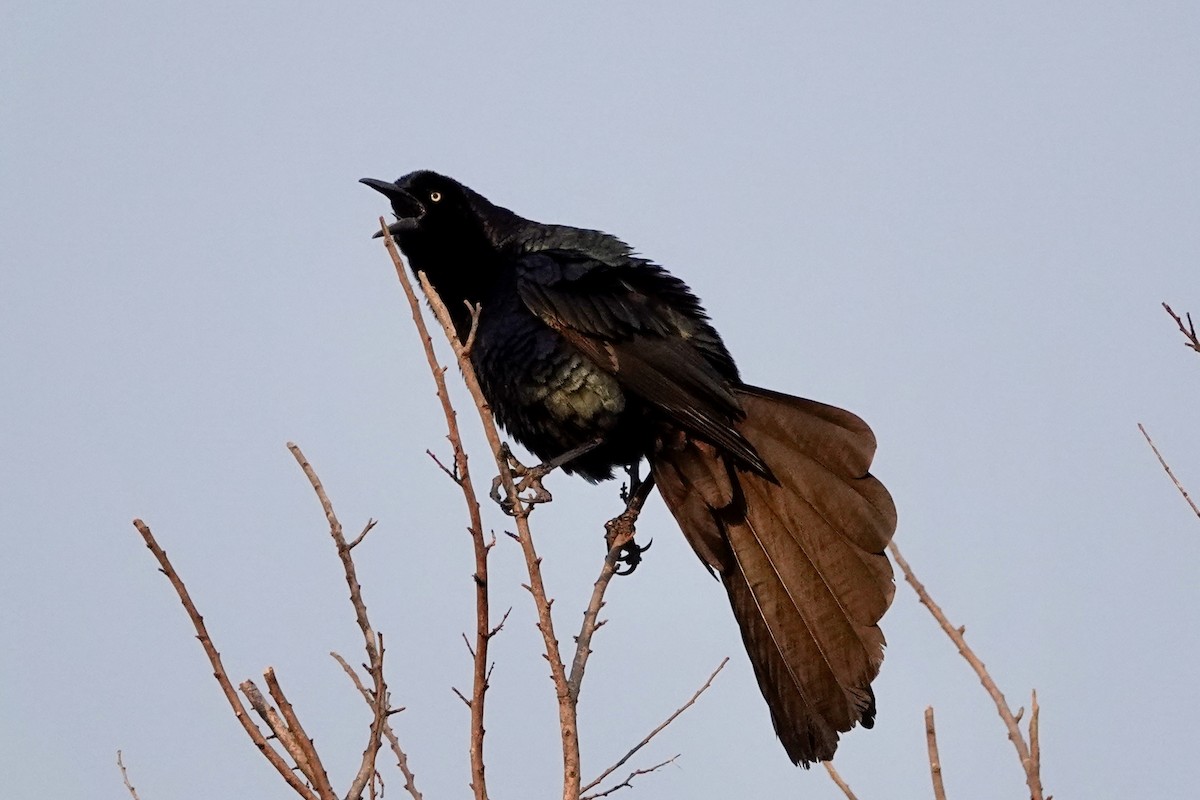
[360,178,424,238]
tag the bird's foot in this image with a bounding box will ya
[604,501,653,576]
[604,466,657,575]
[488,439,606,515]
[612,536,652,575]
[489,443,554,515]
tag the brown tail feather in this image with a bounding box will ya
[650,387,897,766]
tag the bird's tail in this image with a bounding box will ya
[649,385,897,766]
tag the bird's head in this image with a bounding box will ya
[360,170,501,246]
[361,170,521,325]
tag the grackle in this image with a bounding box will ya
[362,171,897,766]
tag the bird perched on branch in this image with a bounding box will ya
[362,171,897,766]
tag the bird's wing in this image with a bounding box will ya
[513,250,766,472]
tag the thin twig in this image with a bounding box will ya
[131,519,318,800]
[117,750,142,800]
[332,653,423,800]
[1162,303,1200,353]
[1138,423,1200,520]
[582,658,728,794]
[348,519,378,551]
[1029,690,1041,796]
[925,707,947,800]
[286,443,389,800]
[889,541,1044,800]
[822,761,859,800]
[426,449,459,482]
[380,221,495,800]
[288,444,380,665]
[488,606,512,639]
[461,300,482,355]
[581,756,679,800]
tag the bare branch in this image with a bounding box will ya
[349,633,391,800]
[380,222,675,800]
[383,222,580,796]
[116,750,142,800]
[822,761,859,800]
[265,668,336,799]
[582,658,728,794]
[239,679,306,769]
[332,653,423,800]
[925,707,948,800]
[1163,302,1200,353]
[380,221,497,800]
[889,541,1044,800]
[569,475,655,701]
[131,519,318,800]
[288,444,381,665]
[286,443,389,800]
[1138,423,1200,520]
[581,756,679,800]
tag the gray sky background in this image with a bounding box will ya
[3,3,1199,798]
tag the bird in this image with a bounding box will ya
[361,170,897,766]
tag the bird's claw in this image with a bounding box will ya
[605,526,652,575]
[614,537,652,575]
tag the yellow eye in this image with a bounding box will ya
[430,191,442,202]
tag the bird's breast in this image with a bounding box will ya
[470,300,628,460]
[523,350,625,425]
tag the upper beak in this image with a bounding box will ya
[360,177,424,238]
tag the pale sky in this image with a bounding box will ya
[3,3,1199,799]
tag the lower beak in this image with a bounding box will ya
[372,219,418,239]
[360,178,425,236]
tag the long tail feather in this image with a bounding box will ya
[651,387,896,766]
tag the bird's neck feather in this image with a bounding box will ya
[400,233,502,343]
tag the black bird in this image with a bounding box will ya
[362,171,897,766]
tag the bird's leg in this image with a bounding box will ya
[606,466,657,575]
[489,438,605,515]
[618,459,641,503]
